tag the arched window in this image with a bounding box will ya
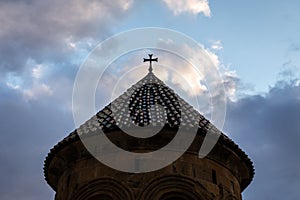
[71,178,134,200]
[139,175,212,200]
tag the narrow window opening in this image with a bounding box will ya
[192,165,196,177]
[212,169,217,184]
[230,181,235,191]
[66,175,71,187]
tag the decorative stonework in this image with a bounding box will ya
[71,178,134,200]
[138,175,214,200]
[44,70,254,200]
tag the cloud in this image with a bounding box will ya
[0,88,75,200]
[222,70,239,101]
[5,74,23,90]
[94,40,223,99]
[0,0,133,74]
[154,38,221,93]
[210,40,223,50]
[93,45,215,99]
[162,0,211,16]
[170,65,208,96]
[23,83,53,100]
[276,60,300,87]
[89,38,236,131]
[2,69,299,200]
[31,64,44,79]
[224,82,300,199]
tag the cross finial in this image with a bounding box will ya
[143,54,158,73]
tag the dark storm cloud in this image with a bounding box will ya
[0,1,134,197]
[0,0,132,74]
[0,73,299,200]
[0,89,74,200]
[1,79,299,200]
[224,82,300,200]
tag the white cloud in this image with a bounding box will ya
[0,0,134,73]
[23,83,53,100]
[32,65,44,79]
[156,52,209,97]
[90,39,238,126]
[5,74,23,90]
[6,82,21,90]
[100,49,209,98]
[97,38,237,103]
[0,0,133,39]
[162,0,211,16]
[210,40,223,50]
[222,70,239,101]
[170,68,208,96]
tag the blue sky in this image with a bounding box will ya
[0,0,300,199]
[116,0,300,93]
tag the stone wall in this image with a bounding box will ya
[48,133,244,200]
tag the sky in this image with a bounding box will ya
[0,0,300,199]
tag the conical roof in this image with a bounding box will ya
[44,69,254,191]
[84,71,207,133]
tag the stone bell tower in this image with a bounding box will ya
[44,55,254,200]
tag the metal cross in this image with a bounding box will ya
[143,54,158,73]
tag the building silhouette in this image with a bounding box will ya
[44,56,254,200]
